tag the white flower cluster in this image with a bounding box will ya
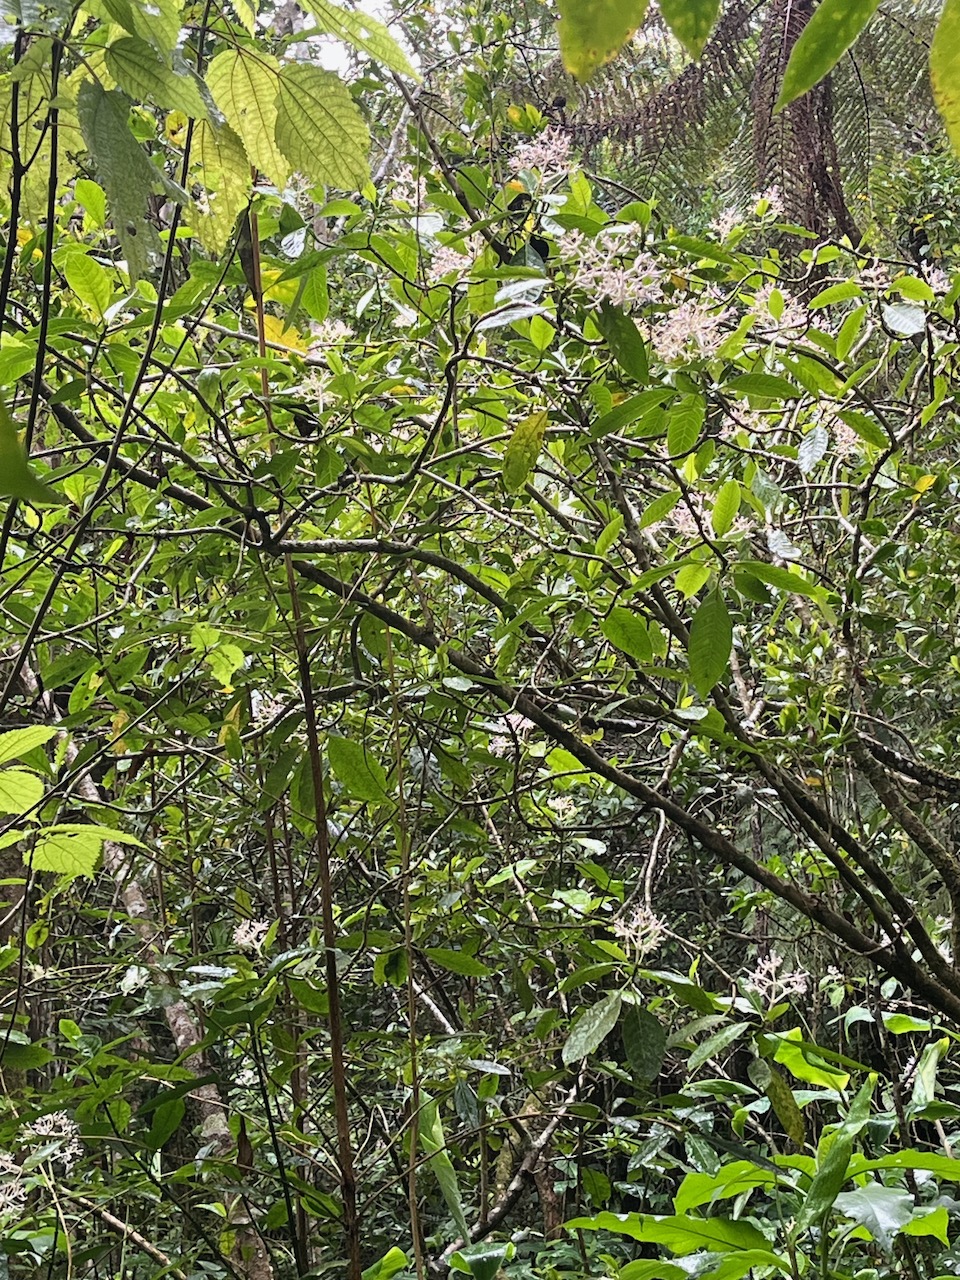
[752,281,808,333]
[0,1152,25,1219]
[429,234,482,283]
[613,905,666,961]
[511,127,572,178]
[22,1112,82,1173]
[309,318,352,350]
[748,950,807,1005]
[558,224,662,309]
[651,295,730,364]
[489,712,534,757]
[233,919,271,952]
[391,164,428,209]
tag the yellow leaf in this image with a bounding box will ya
[261,313,306,352]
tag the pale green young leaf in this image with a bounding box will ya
[299,0,418,78]
[687,589,732,697]
[932,0,960,156]
[503,409,547,493]
[567,1210,768,1253]
[101,0,182,56]
[776,0,882,112]
[0,402,62,505]
[228,0,257,35]
[666,395,704,456]
[274,64,369,190]
[0,768,43,815]
[558,0,650,83]
[419,1094,471,1244]
[74,178,106,227]
[105,36,209,119]
[711,479,741,537]
[327,735,390,804]
[601,607,652,663]
[0,726,56,765]
[562,992,622,1064]
[190,118,251,254]
[675,563,711,599]
[30,830,102,878]
[63,253,113,319]
[205,49,288,188]
[657,0,721,58]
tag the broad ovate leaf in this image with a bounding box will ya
[558,0,650,83]
[687,589,732,697]
[562,992,622,1065]
[205,49,288,189]
[0,768,43,815]
[299,0,418,78]
[274,64,369,190]
[932,0,960,155]
[31,829,102,878]
[105,36,209,119]
[327,735,390,804]
[776,0,882,111]
[0,402,62,505]
[190,117,250,254]
[503,409,548,493]
[657,0,721,58]
[0,726,57,765]
[601,607,652,663]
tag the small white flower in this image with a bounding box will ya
[233,919,271,952]
[652,296,730,364]
[429,234,482,283]
[710,208,741,240]
[613,906,666,960]
[512,127,572,178]
[22,1113,82,1173]
[489,712,534,757]
[748,951,807,1005]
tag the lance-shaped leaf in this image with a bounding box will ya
[205,48,288,189]
[420,1094,471,1244]
[0,402,62,506]
[274,64,369,190]
[601,607,652,663]
[932,0,960,156]
[562,992,622,1065]
[687,589,732,697]
[299,0,418,78]
[558,0,650,83]
[667,395,705,456]
[776,0,882,112]
[711,479,741,537]
[77,81,185,280]
[657,0,721,59]
[503,409,547,493]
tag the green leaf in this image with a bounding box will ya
[902,1206,950,1246]
[808,280,863,309]
[621,1006,666,1083]
[562,992,622,1065]
[595,304,649,381]
[101,0,181,55]
[205,49,288,189]
[834,1184,913,1252]
[274,63,370,190]
[796,1075,876,1230]
[77,80,185,281]
[420,1094,471,1244]
[74,178,107,227]
[105,37,209,119]
[0,401,62,505]
[711,479,741,537]
[674,1162,779,1215]
[0,1039,54,1070]
[776,0,882,111]
[31,830,102,879]
[666,395,705,456]
[0,726,56,765]
[327,735,390,804]
[639,490,680,530]
[726,373,800,400]
[595,514,624,555]
[557,0,650,81]
[932,0,960,155]
[766,1066,806,1147]
[836,410,889,450]
[657,0,721,58]
[735,561,822,599]
[688,1022,748,1073]
[191,118,251,254]
[362,1248,409,1280]
[675,563,711,599]
[687,589,732,697]
[0,768,43,815]
[503,410,548,492]
[299,0,419,78]
[567,1211,768,1254]
[62,252,113,320]
[425,948,491,978]
[772,1028,849,1090]
[601,607,652,663]
[797,425,829,475]
[144,1096,186,1151]
[591,389,671,439]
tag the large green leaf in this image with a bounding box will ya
[621,1006,665,1083]
[274,64,369,190]
[327,735,390,804]
[0,726,56,765]
[562,992,622,1065]
[666,395,705,456]
[687,589,732,697]
[711,479,741,537]
[205,49,288,189]
[31,830,102,878]
[420,1094,471,1244]
[503,409,548,493]
[797,1075,875,1230]
[834,1184,913,1252]
[932,0,960,155]
[601,607,652,663]
[776,0,882,111]
[657,0,721,58]
[299,0,418,78]
[595,304,649,382]
[0,768,43,815]
[77,80,184,280]
[557,0,650,82]
[105,36,209,119]
[62,252,113,319]
[0,402,62,506]
[190,118,250,254]
[101,0,181,55]
[567,1211,768,1254]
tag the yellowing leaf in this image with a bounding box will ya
[299,0,419,79]
[274,64,369,191]
[932,0,960,155]
[558,0,650,82]
[502,410,548,493]
[31,829,101,879]
[657,0,721,58]
[261,313,306,352]
[205,48,288,189]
